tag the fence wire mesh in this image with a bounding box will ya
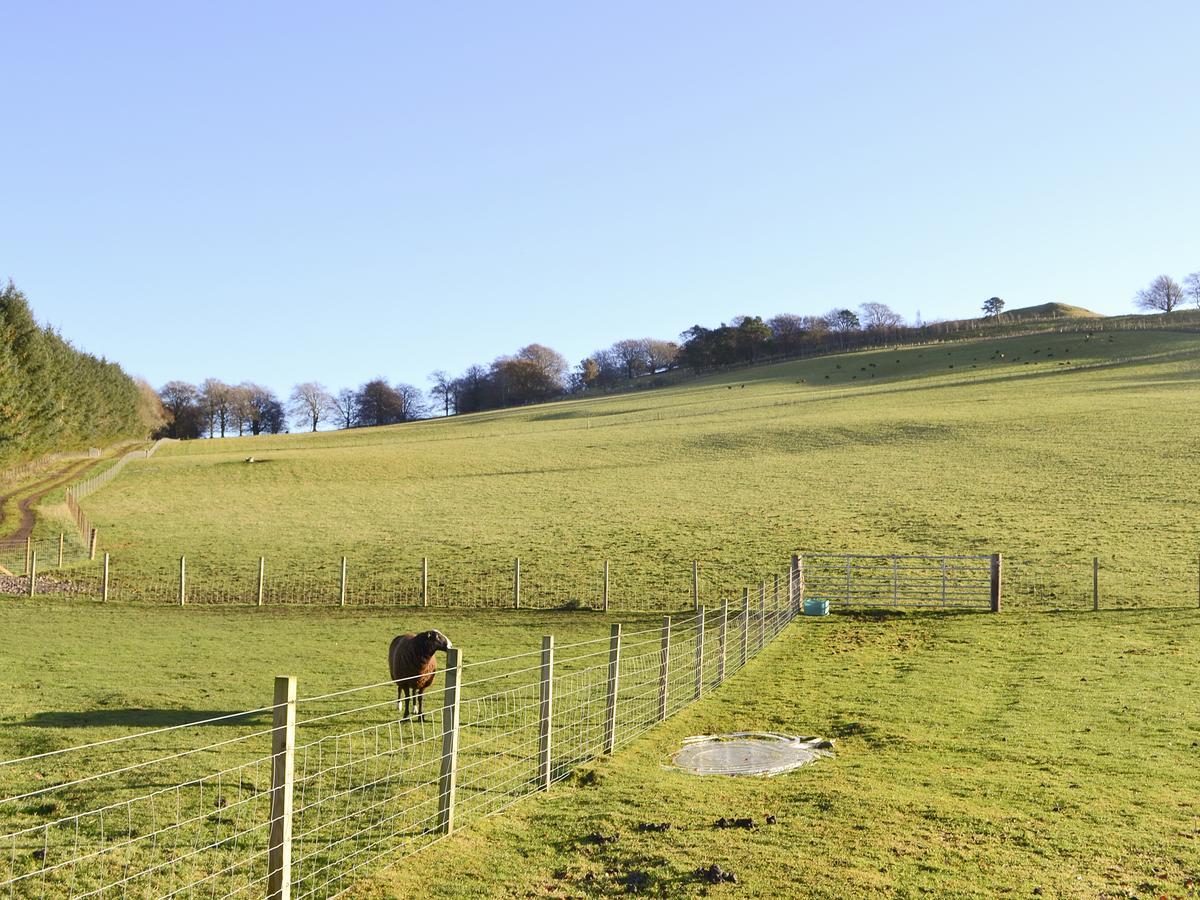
[0,572,801,898]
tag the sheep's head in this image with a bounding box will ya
[420,629,452,654]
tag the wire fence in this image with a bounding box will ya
[0,567,803,898]
[0,552,755,612]
[5,549,1198,613]
[63,439,170,548]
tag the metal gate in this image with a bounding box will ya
[800,553,998,611]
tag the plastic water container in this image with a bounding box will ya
[803,598,830,617]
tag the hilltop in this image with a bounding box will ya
[998,301,1104,320]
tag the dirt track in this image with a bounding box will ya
[0,458,99,542]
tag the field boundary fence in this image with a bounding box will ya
[0,559,805,898]
[5,548,1200,612]
[63,438,171,553]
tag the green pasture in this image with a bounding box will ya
[360,606,1200,899]
[3,328,1200,896]
[0,602,1195,897]
[58,329,1200,610]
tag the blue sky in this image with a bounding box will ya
[3,1,1198,400]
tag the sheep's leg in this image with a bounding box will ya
[396,682,404,716]
[416,690,426,722]
[400,687,412,721]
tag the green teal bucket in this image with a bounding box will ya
[803,598,830,617]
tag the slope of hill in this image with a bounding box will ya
[999,301,1104,319]
[70,328,1200,607]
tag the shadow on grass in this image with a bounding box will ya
[21,709,271,729]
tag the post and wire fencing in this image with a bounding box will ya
[0,561,803,898]
[62,439,171,552]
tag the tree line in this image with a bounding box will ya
[154,276,1200,439]
[155,377,431,439]
[0,282,162,467]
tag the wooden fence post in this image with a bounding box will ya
[88,528,97,561]
[102,553,110,603]
[27,551,36,597]
[741,588,750,667]
[694,606,705,699]
[990,553,1002,613]
[603,560,610,611]
[795,554,805,613]
[58,533,64,568]
[258,557,266,607]
[514,557,521,609]
[267,675,297,900]
[437,648,462,834]
[717,599,728,682]
[24,537,31,576]
[658,616,671,722]
[538,635,554,789]
[692,561,699,611]
[1093,557,1099,611]
[179,556,186,606]
[604,624,621,754]
[339,557,347,607]
[422,557,429,607]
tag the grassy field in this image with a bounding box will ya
[61,328,1200,609]
[3,327,1199,896]
[361,606,1200,899]
[1,601,1195,897]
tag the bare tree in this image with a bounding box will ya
[1134,274,1185,312]
[228,384,256,436]
[329,388,356,429]
[1184,271,1200,309]
[200,378,231,438]
[859,302,904,330]
[395,383,429,421]
[767,314,808,352]
[428,370,455,416]
[611,339,650,379]
[289,382,334,432]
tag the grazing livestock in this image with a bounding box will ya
[389,629,453,720]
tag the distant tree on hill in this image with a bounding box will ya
[329,388,357,430]
[573,357,602,392]
[289,382,333,432]
[1184,272,1200,309]
[982,297,1005,318]
[159,381,203,439]
[768,314,808,353]
[394,383,429,420]
[352,379,427,426]
[243,384,284,435]
[353,379,406,427]
[611,339,650,379]
[1134,274,1185,313]
[859,302,904,330]
[645,339,679,373]
[200,379,232,438]
[428,370,455,416]
[825,309,860,333]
